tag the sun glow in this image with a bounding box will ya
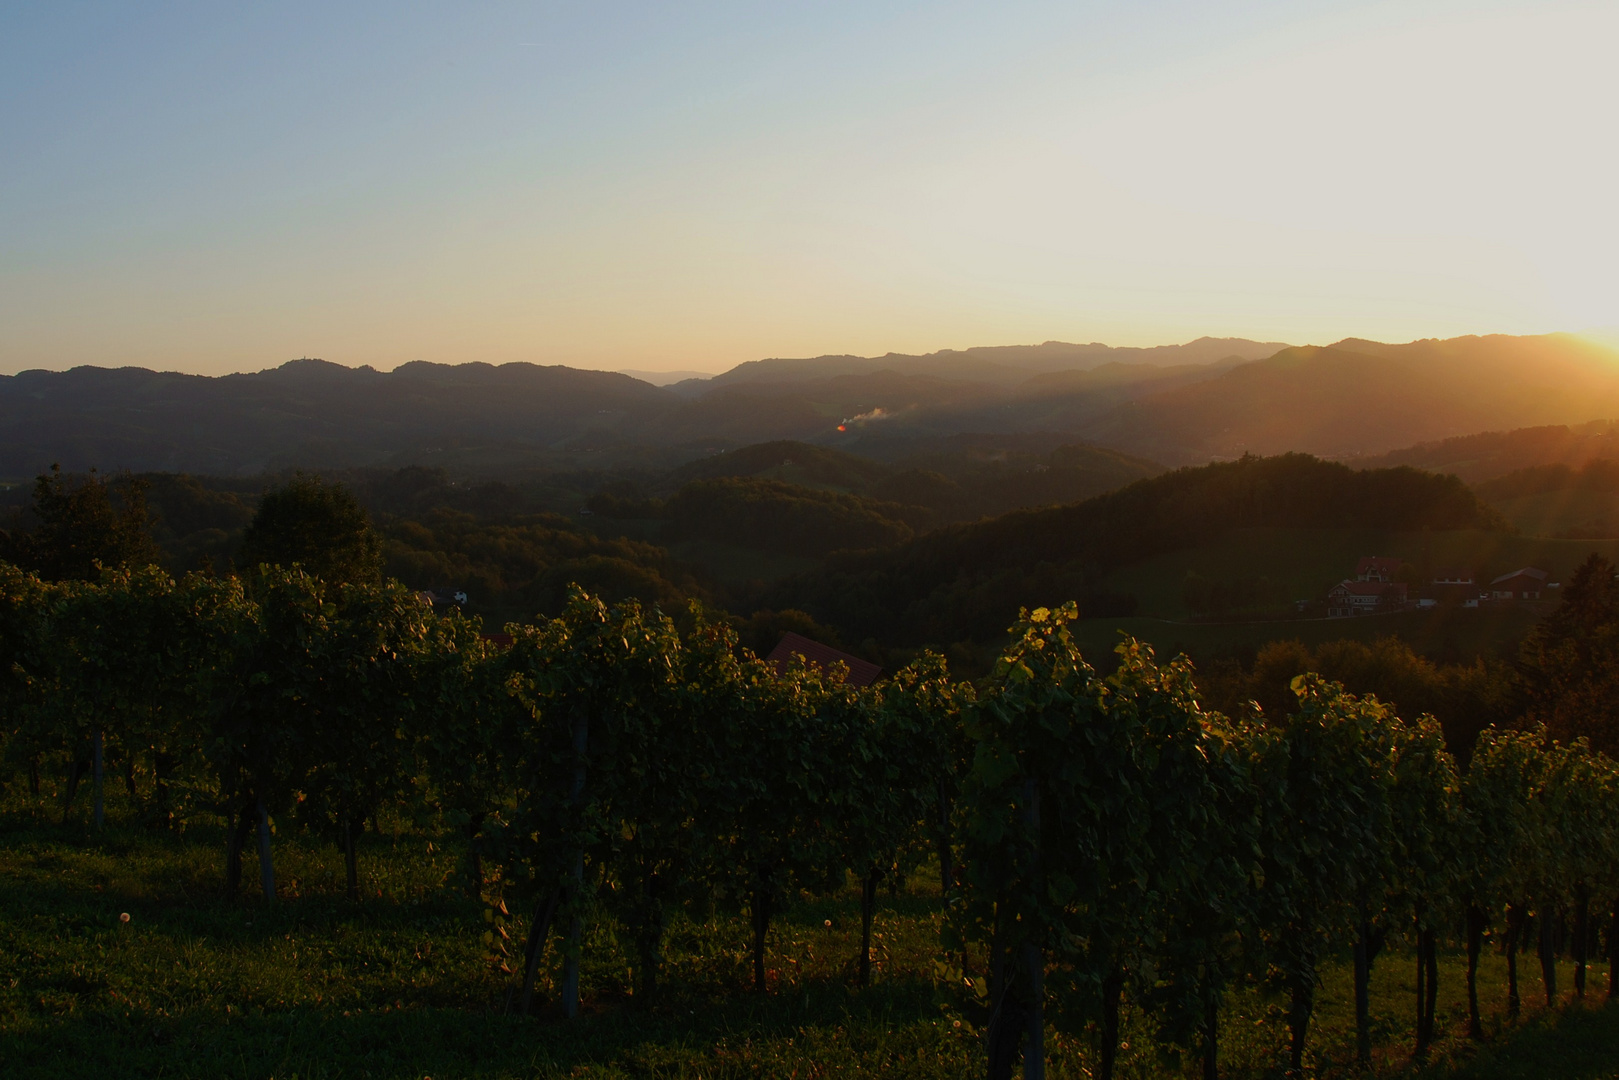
[0,2,1614,374]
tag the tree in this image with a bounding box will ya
[1520,553,1619,756]
[205,566,332,901]
[44,566,236,830]
[707,655,856,995]
[298,579,442,900]
[827,668,919,988]
[410,611,502,900]
[9,465,159,582]
[1388,714,1463,1056]
[1459,726,1548,1021]
[1146,708,1261,1080]
[874,652,974,901]
[0,565,54,805]
[597,603,735,1004]
[238,474,383,586]
[960,608,1227,1080]
[1249,676,1399,1076]
[1538,741,1616,1002]
[488,589,685,1017]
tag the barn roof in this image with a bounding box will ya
[1491,567,1550,585]
[765,631,883,687]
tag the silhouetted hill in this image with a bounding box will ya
[769,454,1509,646]
[642,372,1001,446]
[639,437,1163,526]
[663,477,922,557]
[11,333,1615,481]
[663,441,891,492]
[1082,335,1619,464]
[705,336,1289,389]
[1350,421,1619,482]
[0,359,675,476]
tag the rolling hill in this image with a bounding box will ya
[768,453,1509,647]
[8,332,1618,482]
[1081,335,1619,464]
[1350,421,1619,482]
[693,336,1288,391]
[0,359,677,476]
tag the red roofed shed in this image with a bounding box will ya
[765,632,883,687]
[1490,567,1551,600]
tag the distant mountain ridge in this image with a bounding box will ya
[692,336,1289,391]
[0,358,673,476]
[5,333,1617,479]
[1084,334,1619,464]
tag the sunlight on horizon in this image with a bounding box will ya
[2,1,1615,376]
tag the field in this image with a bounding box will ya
[1487,490,1619,539]
[3,800,1615,1080]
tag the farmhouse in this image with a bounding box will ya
[1327,580,1408,618]
[1356,556,1404,582]
[1431,567,1475,586]
[1490,567,1551,601]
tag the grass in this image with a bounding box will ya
[3,801,1615,1079]
[1486,490,1619,539]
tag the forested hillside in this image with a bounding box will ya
[1355,421,1619,482]
[771,454,1508,646]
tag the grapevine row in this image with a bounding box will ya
[1,564,1615,1079]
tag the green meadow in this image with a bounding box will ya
[4,804,1615,1080]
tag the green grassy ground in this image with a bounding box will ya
[3,801,1614,1080]
[1486,490,1619,539]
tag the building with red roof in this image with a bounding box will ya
[1355,556,1405,582]
[765,631,883,687]
[1490,567,1551,601]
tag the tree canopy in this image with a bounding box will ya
[3,465,159,581]
[237,473,384,586]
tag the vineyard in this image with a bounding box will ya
[2,563,1618,1079]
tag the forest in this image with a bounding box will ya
[4,465,1619,1078]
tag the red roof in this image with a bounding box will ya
[1491,567,1549,586]
[765,631,883,687]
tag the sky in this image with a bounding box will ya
[2,0,1616,377]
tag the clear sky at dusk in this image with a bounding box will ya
[2,1,1615,376]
